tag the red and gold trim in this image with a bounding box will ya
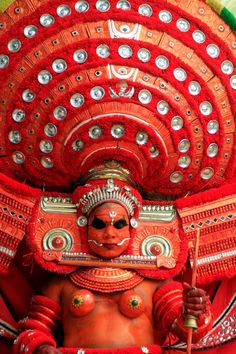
[0,172,40,274]
[176,179,236,283]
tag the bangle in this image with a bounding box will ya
[18,318,54,335]
[153,282,183,330]
[30,304,61,323]
[31,296,61,315]
[18,295,61,334]
[13,329,56,354]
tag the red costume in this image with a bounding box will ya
[0,1,235,353]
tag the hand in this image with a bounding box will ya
[34,344,62,354]
[182,282,207,318]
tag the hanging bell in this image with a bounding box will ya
[184,315,198,330]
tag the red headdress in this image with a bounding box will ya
[0,0,235,198]
[0,0,235,285]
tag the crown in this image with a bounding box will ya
[76,179,141,217]
[79,161,137,188]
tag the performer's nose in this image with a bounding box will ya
[104,225,116,239]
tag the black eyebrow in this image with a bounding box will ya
[113,217,128,229]
[89,216,106,229]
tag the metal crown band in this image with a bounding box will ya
[77,179,141,217]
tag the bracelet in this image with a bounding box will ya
[18,295,61,334]
[30,303,61,323]
[28,311,58,330]
[153,281,183,331]
[31,296,61,315]
[13,329,56,354]
[18,318,55,335]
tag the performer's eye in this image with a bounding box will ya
[90,217,106,229]
[113,218,128,229]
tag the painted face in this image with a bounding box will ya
[87,202,130,259]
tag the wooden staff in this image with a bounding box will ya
[185,228,200,354]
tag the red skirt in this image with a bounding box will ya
[58,344,162,354]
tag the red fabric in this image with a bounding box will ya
[0,172,41,199]
[59,344,162,354]
[176,177,236,209]
[163,342,236,354]
[0,262,33,319]
[0,340,13,354]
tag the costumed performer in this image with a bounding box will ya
[13,179,212,354]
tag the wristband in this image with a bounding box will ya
[153,281,183,331]
[13,329,56,354]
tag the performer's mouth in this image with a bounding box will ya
[103,244,117,249]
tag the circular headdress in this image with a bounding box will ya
[0,0,235,196]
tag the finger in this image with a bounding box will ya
[185,288,206,298]
[182,283,206,297]
[184,296,206,305]
[182,282,192,291]
[184,302,205,311]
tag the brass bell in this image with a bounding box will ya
[184,315,198,330]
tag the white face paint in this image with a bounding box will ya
[109,210,117,225]
[88,237,131,247]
